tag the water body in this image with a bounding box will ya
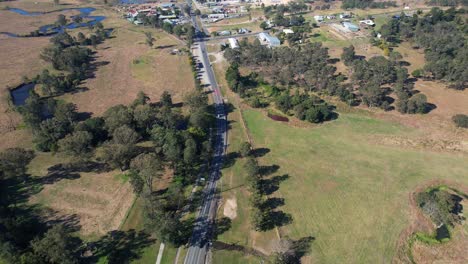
[10,83,35,106]
[119,0,149,4]
[1,7,106,37]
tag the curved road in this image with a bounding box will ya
[184,3,228,264]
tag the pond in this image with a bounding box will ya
[10,83,35,106]
[1,7,106,37]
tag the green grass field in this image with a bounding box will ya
[241,109,468,263]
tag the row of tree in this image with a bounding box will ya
[240,142,292,232]
[341,0,397,9]
[379,8,467,90]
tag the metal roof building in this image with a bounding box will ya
[342,22,359,32]
[228,38,239,49]
[257,32,280,48]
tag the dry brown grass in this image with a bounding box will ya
[58,8,194,115]
[0,3,194,237]
[28,154,135,237]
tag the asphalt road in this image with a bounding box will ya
[184,3,228,264]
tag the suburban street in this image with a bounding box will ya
[184,2,228,263]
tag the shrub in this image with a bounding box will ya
[452,114,468,128]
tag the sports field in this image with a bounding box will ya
[241,108,468,263]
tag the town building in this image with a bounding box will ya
[342,22,359,32]
[257,32,280,48]
[228,38,239,49]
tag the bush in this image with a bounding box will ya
[412,69,423,78]
[452,114,468,128]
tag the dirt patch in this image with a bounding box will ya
[371,135,468,153]
[223,197,238,220]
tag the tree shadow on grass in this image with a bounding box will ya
[259,164,280,176]
[291,236,315,259]
[88,230,155,264]
[260,174,289,195]
[221,151,239,169]
[250,147,270,158]
[212,217,232,240]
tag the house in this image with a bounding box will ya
[283,28,294,34]
[326,15,336,19]
[257,32,280,48]
[342,22,359,32]
[218,30,231,36]
[208,13,226,19]
[160,3,175,8]
[238,28,250,34]
[314,15,324,23]
[359,20,375,26]
[163,19,177,25]
[228,38,239,49]
[159,14,177,19]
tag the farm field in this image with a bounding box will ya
[241,108,468,263]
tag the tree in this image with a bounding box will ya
[260,21,269,30]
[31,225,80,264]
[360,81,386,108]
[341,45,356,66]
[452,114,468,128]
[184,90,208,111]
[239,142,251,157]
[72,15,83,24]
[183,137,197,164]
[194,9,201,16]
[19,90,43,130]
[130,153,163,193]
[133,104,158,135]
[244,157,259,178]
[100,142,136,171]
[103,105,133,133]
[132,91,150,108]
[58,131,93,159]
[56,14,68,27]
[145,32,155,47]
[407,93,428,114]
[0,148,35,179]
[160,91,173,107]
[111,125,140,145]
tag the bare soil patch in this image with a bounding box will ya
[223,197,238,220]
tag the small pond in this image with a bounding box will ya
[1,7,106,37]
[10,83,35,106]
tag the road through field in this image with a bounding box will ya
[184,2,228,264]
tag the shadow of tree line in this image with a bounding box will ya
[214,144,294,238]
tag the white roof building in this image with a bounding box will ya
[359,20,375,26]
[314,15,324,22]
[228,38,239,49]
[282,29,294,34]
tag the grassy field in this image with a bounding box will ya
[241,108,468,263]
